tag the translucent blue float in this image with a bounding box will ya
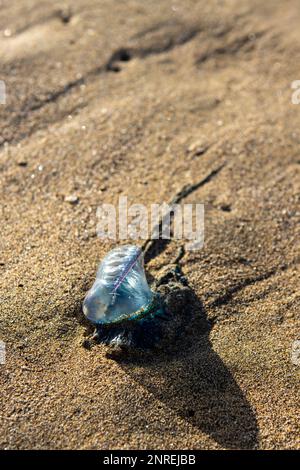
[83,245,155,325]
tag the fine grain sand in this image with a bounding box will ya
[0,0,299,449]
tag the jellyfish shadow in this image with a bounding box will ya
[117,288,259,449]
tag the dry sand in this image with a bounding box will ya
[0,0,299,449]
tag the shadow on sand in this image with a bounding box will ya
[117,288,259,449]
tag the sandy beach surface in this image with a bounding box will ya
[0,0,299,449]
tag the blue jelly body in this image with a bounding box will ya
[83,245,154,325]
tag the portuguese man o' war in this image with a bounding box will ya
[83,245,156,325]
[83,244,193,356]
